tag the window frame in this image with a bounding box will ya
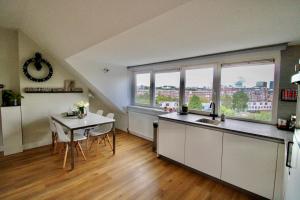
[131,58,279,125]
[218,61,278,124]
[182,64,217,115]
[133,71,152,107]
[153,69,181,109]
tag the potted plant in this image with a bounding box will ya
[74,101,89,119]
[2,90,24,106]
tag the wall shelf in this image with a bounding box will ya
[24,87,83,93]
[25,91,83,93]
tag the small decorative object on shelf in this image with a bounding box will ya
[221,113,225,122]
[64,80,75,91]
[74,101,89,119]
[281,89,297,102]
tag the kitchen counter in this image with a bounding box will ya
[158,112,293,143]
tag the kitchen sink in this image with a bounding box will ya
[195,118,221,126]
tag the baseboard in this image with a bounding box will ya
[128,130,153,141]
[23,140,51,150]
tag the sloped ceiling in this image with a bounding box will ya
[0,0,191,59]
[1,0,300,112]
[67,0,300,66]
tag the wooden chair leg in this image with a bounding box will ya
[78,142,87,160]
[89,137,96,151]
[102,136,106,146]
[106,134,113,151]
[63,143,68,168]
[86,136,89,151]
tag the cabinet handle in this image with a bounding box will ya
[286,141,294,168]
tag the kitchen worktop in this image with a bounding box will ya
[158,112,293,143]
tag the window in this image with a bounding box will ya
[185,67,214,112]
[135,73,151,105]
[155,71,180,111]
[220,62,275,122]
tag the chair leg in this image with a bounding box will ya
[102,136,106,146]
[77,142,87,160]
[89,137,96,151]
[106,134,113,151]
[75,142,79,156]
[86,136,89,151]
[52,132,55,148]
[63,143,69,168]
[53,140,57,154]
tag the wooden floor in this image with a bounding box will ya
[0,131,256,200]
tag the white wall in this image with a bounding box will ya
[66,57,131,113]
[89,92,129,132]
[18,32,89,149]
[66,57,131,131]
[0,27,19,150]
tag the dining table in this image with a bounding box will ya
[51,112,116,170]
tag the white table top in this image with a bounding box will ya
[51,112,115,130]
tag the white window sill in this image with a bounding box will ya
[127,105,168,116]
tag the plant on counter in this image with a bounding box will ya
[74,101,89,119]
[2,90,24,106]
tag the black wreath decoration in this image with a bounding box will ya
[23,52,53,82]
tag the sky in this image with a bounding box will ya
[136,64,275,88]
[221,64,274,87]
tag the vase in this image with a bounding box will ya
[78,107,85,119]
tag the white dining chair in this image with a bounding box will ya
[89,113,114,151]
[53,121,87,168]
[49,117,58,153]
[96,110,104,116]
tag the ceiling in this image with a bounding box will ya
[2,0,300,67]
[1,0,300,67]
[0,0,191,60]
[67,0,300,67]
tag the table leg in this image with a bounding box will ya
[70,130,75,170]
[113,122,116,155]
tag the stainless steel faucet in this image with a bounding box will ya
[209,102,218,120]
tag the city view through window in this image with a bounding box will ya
[155,72,180,111]
[134,63,275,122]
[135,73,150,105]
[220,63,275,121]
[185,67,213,112]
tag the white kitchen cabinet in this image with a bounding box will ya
[185,125,223,178]
[221,133,278,199]
[128,111,158,141]
[1,106,23,155]
[158,120,186,164]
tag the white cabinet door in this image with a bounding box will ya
[185,125,223,178]
[222,133,278,199]
[1,106,23,155]
[158,120,185,164]
[128,111,158,140]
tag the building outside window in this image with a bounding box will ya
[220,62,275,122]
[132,58,277,124]
[155,71,180,111]
[135,73,151,105]
[184,67,214,112]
